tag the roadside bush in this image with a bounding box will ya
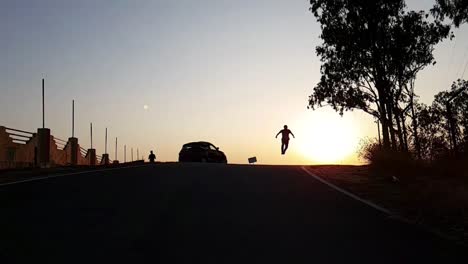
[358,138,421,181]
[358,137,468,181]
[357,138,381,164]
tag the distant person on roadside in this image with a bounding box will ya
[275,125,295,155]
[148,150,156,163]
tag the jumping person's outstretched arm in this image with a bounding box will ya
[290,131,295,138]
[275,130,282,138]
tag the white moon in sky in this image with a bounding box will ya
[143,105,149,110]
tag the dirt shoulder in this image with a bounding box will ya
[305,165,468,245]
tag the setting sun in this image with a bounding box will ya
[296,111,360,164]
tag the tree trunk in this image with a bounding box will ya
[386,100,397,150]
[377,121,382,148]
[446,103,458,156]
[401,113,409,151]
[376,80,391,150]
[410,99,421,159]
[379,97,391,150]
[395,113,405,151]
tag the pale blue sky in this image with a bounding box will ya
[1,0,467,164]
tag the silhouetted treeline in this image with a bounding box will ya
[409,80,468,160]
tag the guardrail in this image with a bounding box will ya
[54,137,67,150]
[1,125,137,169]
[5,127,34,145]
[80,147,88,157]
[5,127,35,135]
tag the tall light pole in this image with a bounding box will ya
[90,123,93,149]
[38,78,51,167]
[101,128,110,165]
[104,127,107,154]
[72,100,75,138]
[115,137,118,161]
[42,78,45,128]
[88,122,96,166]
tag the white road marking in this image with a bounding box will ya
[0,164,150,187]
[301,166,392,215]
[300,166,466,243]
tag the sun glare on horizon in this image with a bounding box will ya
[296,112,360,164]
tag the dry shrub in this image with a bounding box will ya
[358,138,421,181]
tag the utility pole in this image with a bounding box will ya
[88,122,96,166]
[72,100,75,138]
[137,148,139,160]
[90,123,93,149]
[124,145,126,163]
[131,148,134,162]
[42,78,45,128]
[68,99,79,165]
[101,128,109,165]
[115,137,118,161]
[37,78,51,167]
[105,128,108,154]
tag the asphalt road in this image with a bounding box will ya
[0,163,466,263]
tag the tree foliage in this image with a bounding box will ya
[408,80,468,159]
[308,0,451,150]
[409,102,448,160]
[432,0,468,27]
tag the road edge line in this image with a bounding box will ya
[300,166,392,215]
[300,166,468,246]
[0,164,151,187]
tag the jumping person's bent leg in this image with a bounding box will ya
[283,141,289,154]
[281,139,289,154]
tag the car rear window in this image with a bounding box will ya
[183,143,209,149]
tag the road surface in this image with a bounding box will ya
[0,163,466,263]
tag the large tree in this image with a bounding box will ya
[408,80,468,159]
[433,79,468,154]
[409,102,448,160]
[432,0,468,27]
[390,10,452,154]
[308,0,450,150]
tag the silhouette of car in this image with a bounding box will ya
[178,142,227,163]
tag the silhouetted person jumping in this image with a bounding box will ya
[276,125,295,155]
[148,150,156,163]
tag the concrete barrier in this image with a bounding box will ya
[101,154,110,165]
[1,125,109,169]
[0,126,36,169]
[50,136,67,166]
[37,128,51,167]
[86,149,97,166]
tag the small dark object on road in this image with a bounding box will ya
[148,151,156,163]
[178,141,227,163]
